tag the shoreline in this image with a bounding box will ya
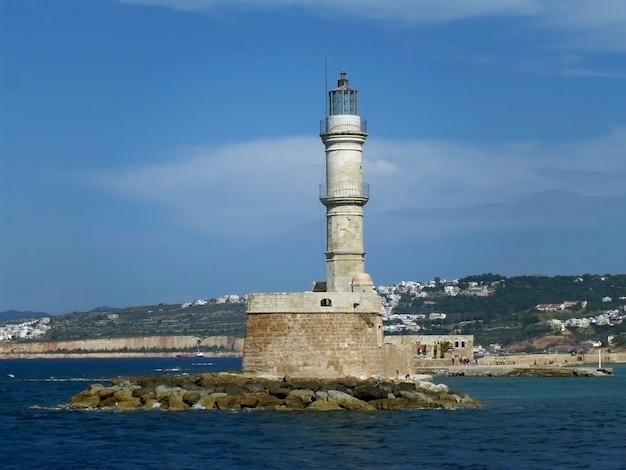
[0,351,242,360]
[416,365,615,377]
[1,353,619,377]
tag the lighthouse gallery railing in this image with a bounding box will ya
[319,182,370,200]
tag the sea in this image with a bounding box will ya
[1,358,625,470]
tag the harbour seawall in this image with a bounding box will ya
[473,351,626,366]
[414,351,625,377]
[0,335,244,359]
[415,365,614,377]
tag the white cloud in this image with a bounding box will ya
[121,0,539,21]
[535,0,626,51]
[79,137,324,239]
[121,0,626,50]
[79,128,626,241]
[526,54,626,78]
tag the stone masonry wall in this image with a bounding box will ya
[382,342,415,378]
[242,311,384,378]
[242,291,386,378]
[386,334,474,363]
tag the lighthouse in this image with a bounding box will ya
[240,70,472,378]
[241,69,388,378]
[320,70,370,293]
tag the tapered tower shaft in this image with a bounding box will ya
[319,70,369,292]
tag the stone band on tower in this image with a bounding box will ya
[320,70,369,293]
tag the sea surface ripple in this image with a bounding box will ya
[1,358,625,469]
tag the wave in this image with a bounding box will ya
[21,377,108,382]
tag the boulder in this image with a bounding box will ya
[142,397,161,409]
[165,389,190,411]
[238,393,259,408]
[371,398,414,410]
[306,400,344,411]
[113,388,135,402]
[99,396,119,407]
[398,390,433,403]
[353,384,388,401]
[268,387,291,399]
[287,389,315,405]
[326,390,375,411]
[284,395,307,410]
[198,395,218,409]
[182,390,202,406]
[69,390,101,409]
[216,395,241,410]
[115,397,142,410]
[255,394,284,408]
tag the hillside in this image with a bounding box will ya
[0,310,48,323]
[389,273,626,350]
[3,273,626,352]
[41,302,246,341]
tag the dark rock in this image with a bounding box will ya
[326,390,374,411]
[306,400,344,411]
[116,397,142,409]
[132,387,155,399]
[353,384,389,401]
[287,389,315,405]
[216,395,241,410]
[238,393,259,408]
[256,393,284,408]
[391,382,418,394]
[268,387,291,399]
[183,390,202,406]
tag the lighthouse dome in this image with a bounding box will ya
[352,273,374,292]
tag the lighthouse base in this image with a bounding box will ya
[241,291,388,378]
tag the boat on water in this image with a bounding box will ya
[177,345,204,358]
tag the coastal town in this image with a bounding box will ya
[3,275,626,361]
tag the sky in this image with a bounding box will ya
[2,0,626,314]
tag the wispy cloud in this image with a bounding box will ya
[533,0,626,52]
[78,128,626,242]
[77,137,323,240]
[526,54,626,78]
[121,0,539,22]
[121,0,626,51]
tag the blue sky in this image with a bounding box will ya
[2,0,626,314]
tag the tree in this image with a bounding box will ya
[435,340,453,359]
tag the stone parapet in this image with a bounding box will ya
[247,291,382,314]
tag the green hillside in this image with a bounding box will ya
[43,302,246,341]
[5,273,626,351]
[392,273,626,349]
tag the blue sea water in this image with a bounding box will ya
[1,358,625,470]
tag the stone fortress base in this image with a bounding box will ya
[241,291,386,378]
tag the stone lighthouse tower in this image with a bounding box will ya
[241,70,387,379]
[320,69,369,292]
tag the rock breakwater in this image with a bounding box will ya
[66,373,480,411]
[416,366,614,377]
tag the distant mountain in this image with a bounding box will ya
[88,306,118,313]
[0,310,48,323]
